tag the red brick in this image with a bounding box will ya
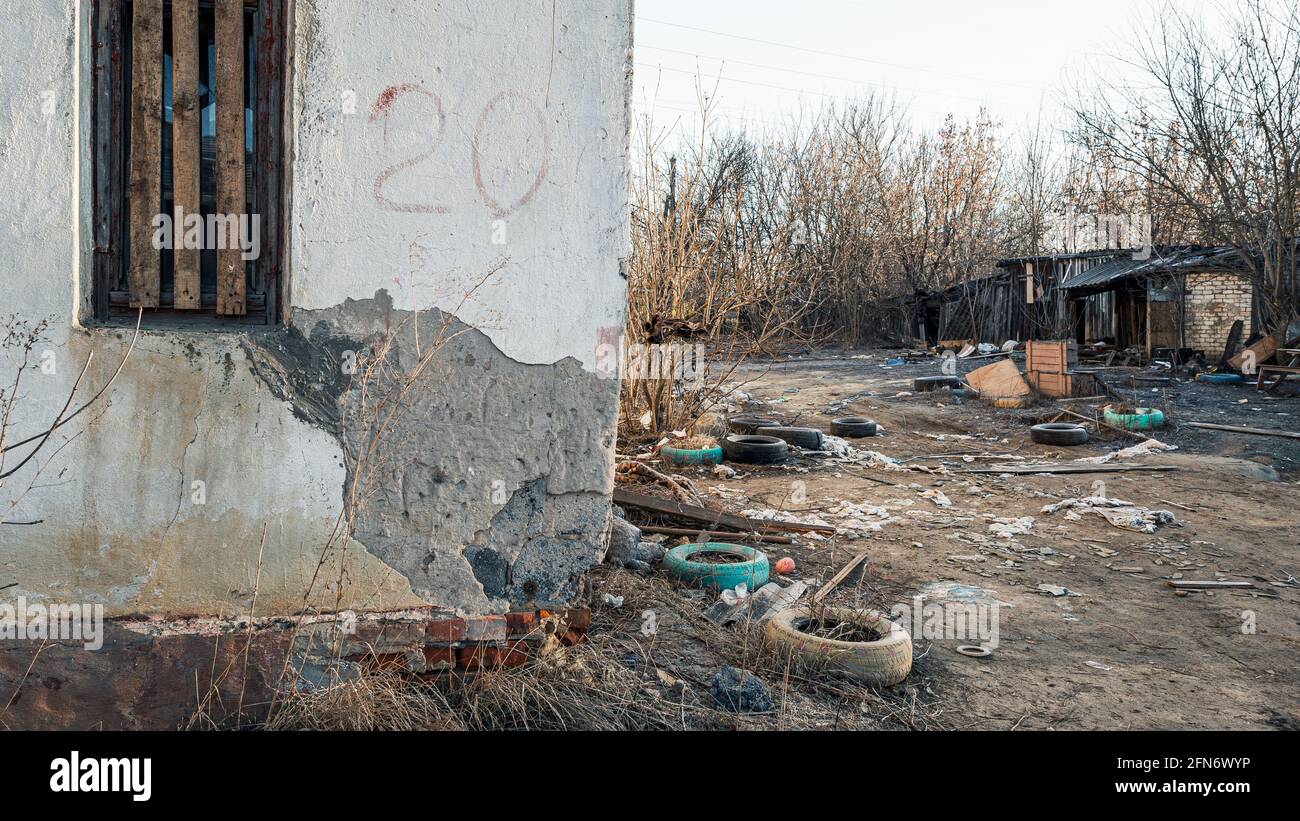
[505,611,538,637]
[561,607,591,632]
[422,646,457,671]
[425,617,466,644]
[464,615,507,642]
[500,639,531,667]
[457,645,501,669]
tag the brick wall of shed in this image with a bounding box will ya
[1183,272,1253,351]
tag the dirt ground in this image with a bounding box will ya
[605,347,1300,730]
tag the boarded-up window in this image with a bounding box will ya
[92,0,285,325]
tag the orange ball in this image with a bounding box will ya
[774,557,796,574]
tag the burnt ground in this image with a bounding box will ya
[603,347,1300,731]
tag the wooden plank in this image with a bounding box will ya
[612,487,836,535]
[93,0,125,320]
[171,0,201,308]
[812,553,869,603]
[215,0,246,315]
[1228,334,1276,371]
[127,0,163,308]
[252,0,286,323]
[636,525,795,545]
[959,464,1178,475]
[1184,422,1300,440]
[1167,580,1254,590]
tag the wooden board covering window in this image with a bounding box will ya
[215,0,246,316]
[127,0,163,308]
[171,0,201,309]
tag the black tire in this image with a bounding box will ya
[1029,423,1089,446]
[728,416,780,434]
[830,417,877,438]
[721,434,789,464]
[914,376,961,392]
[755,426,824,449]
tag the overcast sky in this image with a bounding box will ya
[632,0,1218,137]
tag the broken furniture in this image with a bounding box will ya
[1257,348,1300,392]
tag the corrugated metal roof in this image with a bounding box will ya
[1058,255,1153,290]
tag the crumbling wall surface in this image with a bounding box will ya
[243,292,618,613]
[0,0,630,727]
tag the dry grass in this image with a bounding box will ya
[262,566,954,732]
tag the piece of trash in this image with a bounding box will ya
[920,487,952,508]
[1041,496,1175,534]
[885,357,905,366]
[711,464,737,479]
[719,583,749,606]
[774,557,796,574]
[710,665,773,713]
[1085,661,1113,671]
[1037,584,1081,597]
[602,593,625,608]
[956,645,992,658]
[989,516,1035,539]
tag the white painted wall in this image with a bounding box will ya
[291,0,632,367]
[0,1,631,616]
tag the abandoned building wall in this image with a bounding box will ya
[1184,272,1253,351]
[0,0,631,631]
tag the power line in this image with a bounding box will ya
[636,16,1053,93]
[639,44,1038,110]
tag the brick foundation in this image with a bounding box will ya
[0,607,590,730]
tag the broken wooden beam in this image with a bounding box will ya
[1167,580,1254,590]
[613,487,836,535]
[1184,422,1300,440]
[812,552,869,603]
[636,525,795,544]
[958,463,1178,475]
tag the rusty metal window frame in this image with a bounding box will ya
[91,0,287,327]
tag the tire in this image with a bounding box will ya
[914,376,961,392]
[755,426,824,449]
[830,417,877,438]
[721,434,789,464]
[728,416,780,434]
[1103,407,1166,430]
[1029,422,1089,446]
[765,606,912,686]
[1197,373,1243,384]
[660,444,723,465]
[662,542,770,590]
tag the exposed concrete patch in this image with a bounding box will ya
[243,292,616,613]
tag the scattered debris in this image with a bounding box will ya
[710,666,773,713]
[1041,496,1176,534]
[1036,584,1082,597]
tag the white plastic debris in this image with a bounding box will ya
[1041,496,1176,534]
[719,583,749,606]
[1074,438,1177,464]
